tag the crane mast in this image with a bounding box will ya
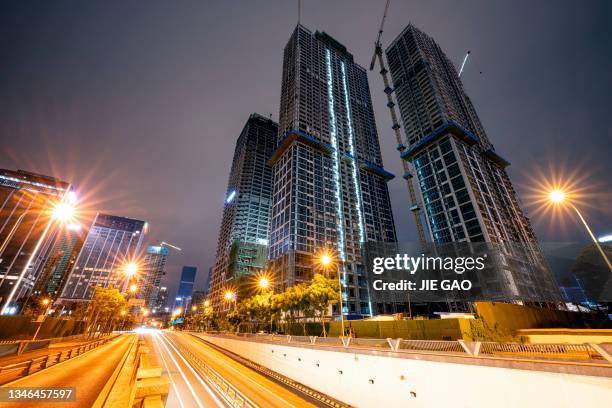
[370,0,427,246]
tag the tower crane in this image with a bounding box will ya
[369,0,427,246]
[160,241,182,251]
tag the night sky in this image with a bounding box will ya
[1,1,611,298]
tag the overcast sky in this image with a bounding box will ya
[1,1,611,297]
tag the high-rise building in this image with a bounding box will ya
[268,25,397,316]
[175,266,197,309]
[32,224,85,299]
[155,286,168,312]
[141,245,169,310]
[385,25,559,301]
[0,169,72,313]
[58,213,146,303]
[209,114,277,310]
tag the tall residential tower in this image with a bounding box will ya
[385,25,559,301]
[268,26,397,316]
[209,114,277,310]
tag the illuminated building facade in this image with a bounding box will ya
[141,245,169,310]
[268,25,397,316]
[386,25,559,301]
[175,266,197,310]
[209,114,277,310]
[59,213,146,302]
[0,169,72,313]
[32,224,85,299]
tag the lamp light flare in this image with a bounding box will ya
[224,291,235,301]
[258,277,269,289]
[549,190,566,203]
[124,262,138,277]
[52,202,75,222]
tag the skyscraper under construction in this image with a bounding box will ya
[385,25,559,301]
[268,25,397,316]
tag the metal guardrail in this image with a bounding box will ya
[206,332,612,364]
[170,337,256,408]
[0,335,119,385]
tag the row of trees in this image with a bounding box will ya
[187,274,340,337]
[85,285,131,337]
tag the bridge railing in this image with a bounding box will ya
[200,331,612,364]
[0,334,120,385]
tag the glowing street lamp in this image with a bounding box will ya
[129,284,138,294]
[548,189,612,272]
[316,250,345,337]
[52,202,76,223]
[258,277,270,290]
[124,262,138,278]
[204,300,210,308]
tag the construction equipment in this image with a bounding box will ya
[369,0,427,247]
[160,241,182,251]
[458,50,471,77]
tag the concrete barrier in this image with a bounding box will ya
[198,333,612,408]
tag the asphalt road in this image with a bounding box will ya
[0,334,134,408]
[164,331,318,408]
[148,330,228,408]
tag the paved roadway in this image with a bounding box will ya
[0,334,134,408]
[162,330,319,408]
[148,330,228,408]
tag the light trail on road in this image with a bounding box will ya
[150,330,227,408]
[166,331,319,408]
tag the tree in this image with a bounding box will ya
[87,285,127,337]
[306,274,340,337]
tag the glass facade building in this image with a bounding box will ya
[268,25,397,316]
[141,245,169,310]
[175,265,197,309]
[386,25,559,302]
[59,213,146,302]
[209,114,277,310]
[0,169,72,313]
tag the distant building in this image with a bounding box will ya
[0,169,72,313]
[191,290,207,310]
[59,213,146,303]
[209,114,277,311]
[155,286,168,312]
[141,245,169,310]
[175,266,197,309]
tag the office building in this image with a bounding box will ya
[385,24,559,302]
[175,266,197,309]
[268,25,397,316]
[32,224,85,299]
[0,169,72,313]
[141,245,169,310]
[209,114,277,310]
[59,213,146,303]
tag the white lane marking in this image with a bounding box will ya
[154,332,208,408]
[182,333,299,408]
[159,332,227,408]
[151,333,186,408]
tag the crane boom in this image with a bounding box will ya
[369,0,428,247]
[160,241,182,251]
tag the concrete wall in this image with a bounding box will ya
[474,302,592,331]
[198,334,612,408]
[328,318,470,340]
